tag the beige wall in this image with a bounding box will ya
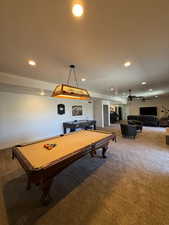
[0,92,93,149]
[127,96,169,118]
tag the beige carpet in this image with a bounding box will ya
[0,125,169,225]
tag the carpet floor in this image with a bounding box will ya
[0,125,169,225]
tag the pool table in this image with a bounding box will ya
[12,130,116,205]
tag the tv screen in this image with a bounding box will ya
[140,107,157,116]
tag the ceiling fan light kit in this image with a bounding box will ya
[127,89,153,102]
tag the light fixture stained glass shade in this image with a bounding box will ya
[51,84,91,100]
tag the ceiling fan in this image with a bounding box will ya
[127,89,152,102]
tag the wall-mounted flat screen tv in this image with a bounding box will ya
[140,107,157,116]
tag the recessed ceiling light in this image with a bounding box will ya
[149,89,153,92]
[124,61,131,67]
[28,60,36,66]
[81,78,86,82]
[72,4,84,17]
[40,90,45,96]
[110,88,114,91]
[141,81,147,85]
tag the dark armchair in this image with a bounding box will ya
[120,124,137,139]
[120,124,127,137]
[128,120,143,132]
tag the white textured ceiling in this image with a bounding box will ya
[0,0,169,97]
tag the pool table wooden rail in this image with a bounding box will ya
[12,130,116,205]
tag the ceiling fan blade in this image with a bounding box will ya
[127,96,133,101]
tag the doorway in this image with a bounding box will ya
[118,107,122,120]
[103,104,109,127]
[110,104,124,123]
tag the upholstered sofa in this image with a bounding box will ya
[127,115,159,127]
[159,117,169,127]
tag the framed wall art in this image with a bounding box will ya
[72,105,83,116]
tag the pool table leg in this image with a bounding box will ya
[26,177,31,190]
[90,144,97,157]
[90,150,97,157]
[40,178,53,205]
[102,145,108,158]
[12,150,15,159]
[63,127,67,134]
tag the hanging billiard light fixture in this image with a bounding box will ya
[51,65,91,100]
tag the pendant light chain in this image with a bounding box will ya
[67,68,72,85]
[73,67,78,87]
[67,65,78,87]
